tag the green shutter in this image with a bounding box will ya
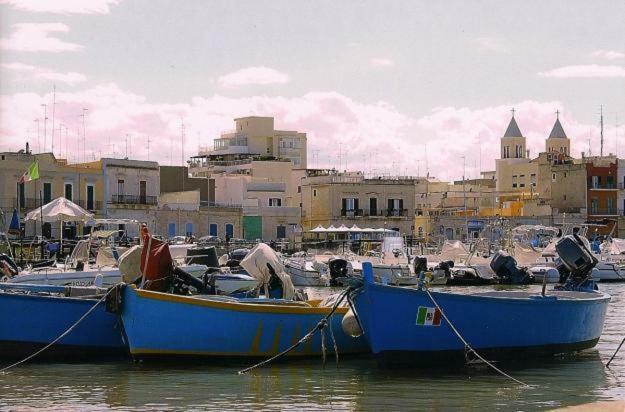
[243,216,262,240]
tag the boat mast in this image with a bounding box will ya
[600,105,604,157]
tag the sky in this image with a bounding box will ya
[0,0,624,180]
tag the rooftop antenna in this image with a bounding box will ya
[125,134,129,158]
[33,119,40,153]
[41,104,47,152]
[600,105,604,157]
[147,136,151,160]
[51,84,56,156]
[616,113,619,157]
[181,120,184,165]
[80,108,88,163]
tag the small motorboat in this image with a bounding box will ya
[349,235,610,365]
[0,283,126,359]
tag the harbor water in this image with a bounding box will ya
[0,284,624,411]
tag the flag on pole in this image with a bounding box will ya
[18,161,39,184]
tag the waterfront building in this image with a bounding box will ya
[0,148,104,238]
[300,170,416,236]
[190,116,307,176]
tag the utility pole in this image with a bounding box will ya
[462,155,468,240]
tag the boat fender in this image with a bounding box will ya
[341,308,363,338]
[0,254,19,278]
[105,283,126,314]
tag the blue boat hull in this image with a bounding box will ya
[120,286,368,358]
[351,281,610,364]
[0,292,126,359]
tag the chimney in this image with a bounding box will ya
[526,149,530,158]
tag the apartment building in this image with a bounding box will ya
[0,149,104,238]
[300,170,416,235]
[190,116,307,177]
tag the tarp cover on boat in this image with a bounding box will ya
[140,226,173,291]
[240,243,296,300]
[119,245,143,283]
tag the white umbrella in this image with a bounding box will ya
[337,224,350,232]
[349,224,362,232]
[310,224,326,233]
[25,197,94,251]
[327,225,337,232]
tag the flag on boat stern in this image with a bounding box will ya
[416,306,442,326]
[18,161,39,184]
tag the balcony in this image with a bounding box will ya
[110,194,157,206]
[384,208,409,217]
[340,209,364,217]
[337,209,410,218]
[588,208,619,217]
[75,199,104,211]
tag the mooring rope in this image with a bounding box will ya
[328,313,340,367]
[0,288,113,374]
[423,287,529,387]
[238,288,351,374]
[606,336,625,368]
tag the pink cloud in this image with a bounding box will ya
[2,62,86,85]
[1,84,620,180]
[538,64,625,78]
[0,23,83,53]
[591,50,625,60]
[217,67,289,88]
[0,0,121,14]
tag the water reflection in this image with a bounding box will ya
[0,284,623,411]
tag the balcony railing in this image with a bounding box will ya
[75,199,104,211]
[110,194,157,205]
[384,208,408,217]
[338,208,409,218]
[589,208,618,216]
[340,209,364,217]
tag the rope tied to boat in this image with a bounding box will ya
[606,336,625,368]
[0,287,115,374]
[237,287,351,375]
[423,287,530,387]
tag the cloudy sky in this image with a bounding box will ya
[1,0,624,180]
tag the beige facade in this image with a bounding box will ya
[192,116,307,173]
[211,162,301,241]
[0,150,105,237]
[301,171,416,235]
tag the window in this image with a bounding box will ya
[590,198,598,215]
[269,198,282,207]
[16,182,25,208]
[530,174,537,187]
[552,173,556,182]
[209,223,218,236]
[117,179,125,202]
[297,186,301,193]
[591,176,600,188]
[342,198,358,215]
[369,198,377,216]
[168,222,176,237]
[139,180,147,204]
[186,222,193,236]
[225,223,234,238]
[43,182,52,204]
[512,175,518,188]
[607,176,614,189]
[276,225,286,239]
[387,198,403,215]
[86,184,95,210]
[607,198,614,214]
[313,189,317,197]
[64,183,73,201]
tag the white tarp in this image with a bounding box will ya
[240,243,296,300]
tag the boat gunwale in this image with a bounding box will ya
[365,282,611,304]
[131,286,350,315]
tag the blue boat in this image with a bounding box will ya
[350,262,610,365]
[118,284,369,359]
[0,283,126,359]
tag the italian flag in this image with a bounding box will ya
[18,161,39,184]
[416,306,442,326]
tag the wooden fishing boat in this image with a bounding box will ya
[0,283,126,359]
[351,261,610,365]
[117,284,368,359]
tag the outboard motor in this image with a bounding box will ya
[555,234,598,290]
[435,260,454,277]
[328,258,350,286]
[490,250,534,285]
[186,246,219,267]
[413,257,428,275]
